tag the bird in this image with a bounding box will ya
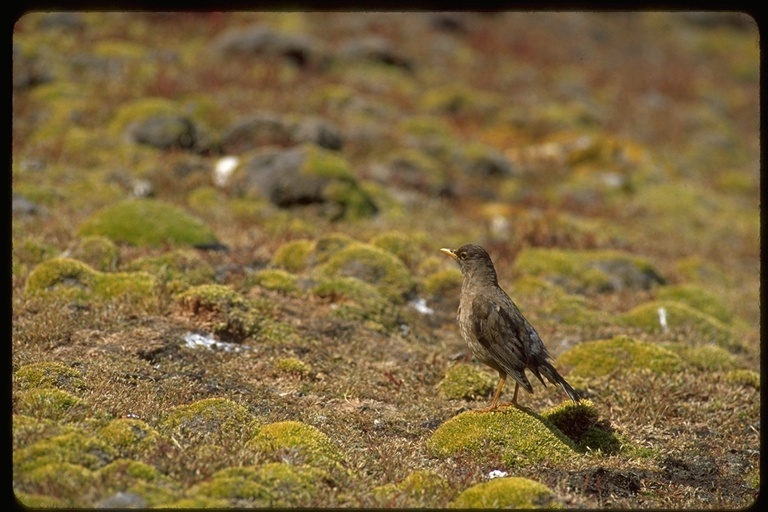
[441,244,579,410]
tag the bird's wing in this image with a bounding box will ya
[471,291,550,387]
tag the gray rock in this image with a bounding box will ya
[96,492,148,509]
[221,113,342,154]
[211,25,322,68]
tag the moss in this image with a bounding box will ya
[192,463,328,506]
[427,407,577,467]
[13,491,65,508]
[14,431,117,473]
[253,269,299,293]
[174,284,263,342]
[165,496,231,508]
[128,248,215,288]
[97,459,180,506]
[65,235,119,271]
[12,237,58,269]
[15,462,96,505]
[310,276,399,331]
[14,388,88,422]
[726,369,760,390]
[107,96,180,136]
[423,267,463,295]
[369,231,424,271]
[25,257,157,308]
[513,248,664,294]
[78,198,218,247]
[438,363,496,401]
[97,419,161,458]
[271,239,314,272]
[669,343,739,372]
[313,242,415,302]
[558,336,685,379]
[656,284,733,324]
[374,469,451,506]
[160,398,260,447]
[543,400,621,454]
[619,300,739,351]
[249,421,344,469]
[13,415,80,451]
[275,357,312,377]
[14,362,87,392]
[310,233,355,265]
[450,476,560,509]
[301,144,378,219]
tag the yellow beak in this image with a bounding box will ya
[440,248,458,260]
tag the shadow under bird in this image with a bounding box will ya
[441,244,580,410]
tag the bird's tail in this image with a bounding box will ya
[537,361,580,403]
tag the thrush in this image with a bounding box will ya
[441,244,579,410]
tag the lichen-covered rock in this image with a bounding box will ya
[210,24,325,68]
[438,363,495,401]
[427,407,577,467]
[514,248,665,294]
[160,398,260,447]
[78,199,219,248]
[248,420,344,469]
[229,144,378,220]
[25,257,157,308]
[557,335,685,379]
[449,476,560,509]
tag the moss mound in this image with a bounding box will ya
[619,300,740,351]
[97,459,181,506]
[271,239,314,272]
[543,400,621,454]
[558,335,685,379]
[128,248,215,288]
[191,462,329,506]
[174,284,263,342]
[514,248,664,294]
[656,284,734,324]
[313,242,415,302]
[438,363,496,401]
[15,430,117,474]
[252,268,299,293]
[97,419,161,458]
[249,420,344,468]
[160,398,260,447]
[14,388,89,422]
[25,257,157,308]
[65,235,119,271]
[14,362,87,392]
[78,198,218,247]
[374,469,451,506]
[450,476,560,509]
[427,407,577,467]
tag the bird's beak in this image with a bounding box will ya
[440,248,458,260]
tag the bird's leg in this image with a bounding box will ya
[511,382,519,405]
[476,375,506,412]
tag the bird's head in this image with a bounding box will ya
[440,244,498,285]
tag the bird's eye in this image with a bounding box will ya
[459,251,467,259]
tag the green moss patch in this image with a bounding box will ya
[15,462,97,506]
[669,343,739,372]
[15,430,117,474]
[513,248,664,294]
[128,249,215,288]
[313,242,415,302]
[252,269,299,293]
[438,363,496,401]
[311,276,399,331]
[160,398,260,447]
[174,284,263,342]
[97,459,181,506]
[374,469,451,506]
[619,300,740,351]
[191,462,329,506]
[78,199,218,247]
[97,419,161,459]
[14,388,89,422]
[726,369,759,390]
[14,362,87,392]
[25,257,157,308]
[427,407,577,467]
[656,284,734,324]
[450,476,560,509]
[249,421,344,469]
[559,336,685,379]
[275,357,312,377]
[271,239,314,272]
[65,235,119,271]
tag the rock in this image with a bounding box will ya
[211,24,322,68]
[231,144,377,219]
[12,194,42,216]
[338,36,412,70]
[129,114,199,151]
[96,492,147,509]
[221,113,342,154]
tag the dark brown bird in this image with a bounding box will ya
[441,244,579,410]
